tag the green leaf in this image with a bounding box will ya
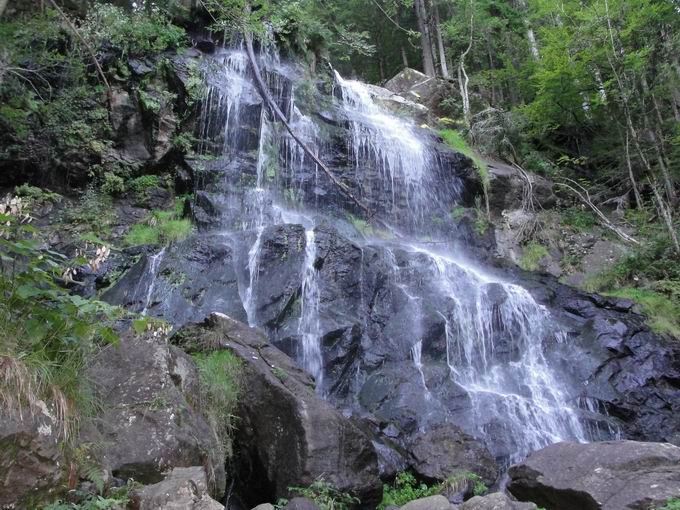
[132,318,148,335]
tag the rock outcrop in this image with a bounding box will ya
[174,313,382,507]
[83,332,226,497]
[130,466,223,510]
[507,441,680,510]
[460,493,537,510]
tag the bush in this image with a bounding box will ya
[658,499,680,510]
[378,472,441,510]
[100,172,126,196]
[82,4,186,58]
[561,206,598,232]
[520,242,549,271]
[193,350,242,456]
[0,197,119,439]
[128,175,161,194]
[284,479,359,510]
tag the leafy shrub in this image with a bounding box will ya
[378,472,441,510]
[128,175,161,194]
[193,350,242,457]
[42,482,132,509]
[100,172,126,196]
[0,197,119,439]
[82,4,186,58]
[520,242,549,271]
[14,184,63,208]
[658,498,680,510]
[286,479,359,510]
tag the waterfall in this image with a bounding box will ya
[140,247,166,316]
[188,46,619,466]
[298,229,323,387]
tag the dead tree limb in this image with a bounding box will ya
[556,177,640,245]
[243,32,371,216]
[649,178,680,255]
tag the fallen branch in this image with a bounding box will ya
[243,32,371,216]
[556,177,640,245]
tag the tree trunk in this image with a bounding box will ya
[243,32,370,216]
[433,2,449,78]
[401,46,409,68]
[458,3,474,125]
[414,0,436,76]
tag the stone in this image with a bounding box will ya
[507,440,680,510]
[400,495,455,510]
[174,313,382,507]
[384,68,448,112]
[130,466,223,509]
[283,497,321,510]
[408,426,498,487]
[460,493,537,510]
[82,332,226,498]
[0,412,66,507]
[486,160,556,213]
[252,504,275,510]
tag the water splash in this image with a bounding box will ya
[140,247,166,316]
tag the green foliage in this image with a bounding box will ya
[128,175,161,194]
[346,213,374,237]
[658,498,680,510]
[0,202,119,440]
[61,189,116,239]
[520,242,549,271]
[14,184,63,209]
[561,207,598,232]
[100,173,126,196]
[288,479,359,510]
[605,288,680,338]
[42,483,132,510]
[125,209,192,246]
[193,350,242,456]
[82,4,186,58]
[378,472,441,510]
[438,129,489,189]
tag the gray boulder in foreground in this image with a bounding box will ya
[507,440,680,509]
[460,493,537,510]
[130,466,222,509]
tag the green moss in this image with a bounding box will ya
[658,498,680,510]
[520,242,549,271]
[347,213,374,237]
[438,129,490,190]
[604,288,680,338]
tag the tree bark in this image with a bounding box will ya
[432,2,449,78]
[414,0,436,76]
[243,32,370,216]
[0,0,8,18]
[458,2,474,125]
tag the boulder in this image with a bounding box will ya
[283,497,321,510]
[400,495,455,510]
[384,68,448,113]
[174,313,382,507]
[130,466,223,510]
[252,504,275,510]
[507,441,680,510]
[408,426,498,487]
[486,160,556,214]
[83,333,226,498]
[460,493,537,510]
[0,411,66,507]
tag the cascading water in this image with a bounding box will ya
[179,45,621,466]
[298,229,323,387]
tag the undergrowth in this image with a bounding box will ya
[125,205,192,246]
[658,498,680,510]
[378,471,487,510]
[277,479,359,510]
[193,350,242,458]
[520,242,549,271]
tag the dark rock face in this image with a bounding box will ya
[130,466,223,510]
[83,333,226,497]
[486,160,556,214]
[103,234,247,327]
[507,440,680,510]
[408,426,498,486]
[0,413,66,508]
[174,313,382,507]
[460,493,537,510]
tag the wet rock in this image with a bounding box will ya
[0,412,66,508]
[83,332,226,497]
[400,495,455,510]
[384,68,449,113]
[103,234,247,328]
[460,493,537,510]
[507,441,680,510]
[110,87,151,163]
[175,313,382,507]
[284,497,321,510]
[408,426,498,487]
[130,466,223,510]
